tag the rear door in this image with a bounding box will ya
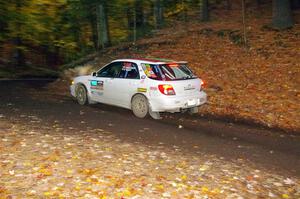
[111,62,140,108]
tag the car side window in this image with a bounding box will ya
[97,62,123,78]
[119,62,140,79]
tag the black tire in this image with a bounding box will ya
[131,94,149,118]
[76,84,88,105]
[188,106,199,115]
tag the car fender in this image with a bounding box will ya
[73,76,98,104]
[130,92,155,111]
[74,76,91,93]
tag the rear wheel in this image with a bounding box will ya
[131,94,149,118]
[76,84,88,105]
[188,106,199,115]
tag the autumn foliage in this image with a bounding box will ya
[51,2,300,133]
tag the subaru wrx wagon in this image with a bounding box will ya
[70,58,207,119]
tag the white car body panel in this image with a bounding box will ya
[70,58,207,113]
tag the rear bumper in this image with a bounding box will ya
[149,91,207,112]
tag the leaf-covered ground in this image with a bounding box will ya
[0,118,299,199]
[49,5,300,133]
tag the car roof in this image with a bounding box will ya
[112,58,187,65]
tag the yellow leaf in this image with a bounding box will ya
[211,188,221,195]
[44,191,52,197]
[201,186,209,194]
[26,190,36,196]
[67,169,73,174]
[23,162,32,166]
[156,184,164,192]
[39,168,52,176]
[199,165,210,171]
[282,194,289,199]
[74,185,81,191]
[123,188,131,197]
[86,178,92,182]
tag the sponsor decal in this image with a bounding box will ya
[91,91,103,96]
[150,86,157,91]
[90,80,104,90]
[137,88,147,93]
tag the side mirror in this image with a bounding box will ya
[91,72,96,77]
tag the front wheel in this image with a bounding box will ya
[131,94,149,118]
[76,84,88,105]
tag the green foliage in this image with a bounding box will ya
[4,0,293,68]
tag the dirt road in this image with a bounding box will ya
[0,80,299,198]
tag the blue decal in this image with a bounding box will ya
[91,80,98,86]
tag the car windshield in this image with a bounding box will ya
[141,63,196,81]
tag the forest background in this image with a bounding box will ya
[0,0,299,132]
[0,0,298,72]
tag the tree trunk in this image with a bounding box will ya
[135,0,145,27]
[12,37,25,68]
[201,0,209,22]
[0,1,8,35]
[182,0,187,21]
[154,0,164,29]
[133,8,137,43]
[272,0,293,29]
[291,0,300,9]
[96,1,110,50]
[242,0,247,46]
[13,0,25,68]
[256,0,262,6]
[226,0,232,10]
[142,6,148,26]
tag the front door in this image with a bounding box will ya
[90,61,140,108]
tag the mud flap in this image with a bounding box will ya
[188,106,199,115]
[149,105,161,119]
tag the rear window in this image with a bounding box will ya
[141,63,196,81]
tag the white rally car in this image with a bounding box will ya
[70,58,207,119]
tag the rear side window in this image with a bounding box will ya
[141,63,161,79]
[141,63,196,81]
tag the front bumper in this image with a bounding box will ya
[149,91,207,112]
[70,85,76,97]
